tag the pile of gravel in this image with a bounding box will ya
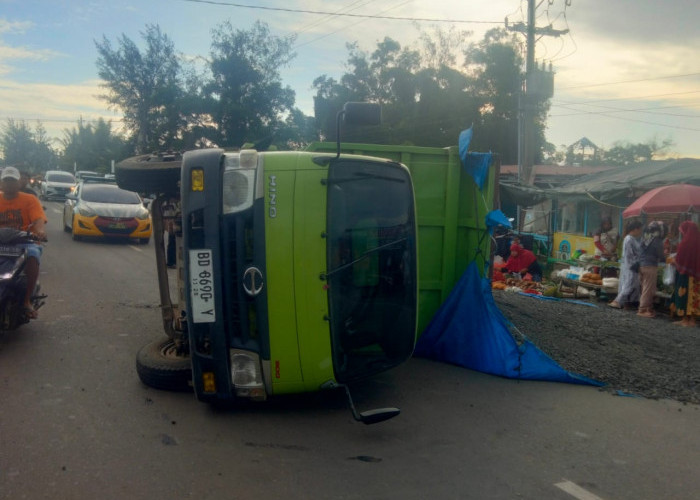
[493,290,700,405]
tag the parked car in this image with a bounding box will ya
[63,181,152,243]
[74,170,102,182]
[40,170,76,200]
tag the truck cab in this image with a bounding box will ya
[116,103,419,422]
[179,148,417,403]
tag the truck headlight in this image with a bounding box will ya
[230,349,266,401]
[222,169,255,214]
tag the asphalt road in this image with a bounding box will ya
[1,203,699,500]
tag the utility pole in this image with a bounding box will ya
[507,0,568,187]
[506,0,568,230]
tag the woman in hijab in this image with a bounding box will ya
[637,221,666,318]
[668,221,700,327]
[609,220,643,309]
[504,242,543,282]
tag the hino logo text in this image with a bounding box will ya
[269,175,277,218]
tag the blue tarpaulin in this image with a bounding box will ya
[459,127,493,191]
[414,261,602,386]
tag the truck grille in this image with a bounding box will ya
[222,215,251,345]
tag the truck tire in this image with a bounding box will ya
[116,152,182,194]
[136,338,193,392]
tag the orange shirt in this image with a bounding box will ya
[0,192,47,233]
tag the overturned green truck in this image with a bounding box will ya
[116,106,497,422]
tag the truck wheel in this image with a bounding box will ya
[116,152,182,194]
[136,338,192,392]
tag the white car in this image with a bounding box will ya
[41,170,76,201]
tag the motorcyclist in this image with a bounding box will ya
[0,166,47,318]
[19,169,39,197]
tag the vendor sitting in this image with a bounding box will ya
[504,243,543,282]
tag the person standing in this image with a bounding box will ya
[609,220,643,309]
[593,216,619,261]
[663,220,680,257]
[668,221,700,327]
[637,221,665,318]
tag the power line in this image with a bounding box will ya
[293,0,413,50]
[551,89,700,105]
[559,72,700,90]
[291,0,374,38]
[551,101,700,118]
[0,116,125,124]
[549,105,700,132]
[176,0,502,24]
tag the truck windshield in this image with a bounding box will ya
[326,160,417,383]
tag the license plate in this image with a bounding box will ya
[0,245,21,256]
[189,249,216,323]
[109,223,127,229]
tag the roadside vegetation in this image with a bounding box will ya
[0,21,670,174]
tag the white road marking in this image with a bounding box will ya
[51,207,62,214]
[129,245,143,253]
[555,480,605,500]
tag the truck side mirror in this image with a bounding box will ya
[334,102,382,160]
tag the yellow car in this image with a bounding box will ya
[63,182,152,243]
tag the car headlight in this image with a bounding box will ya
[77,205,96,217]
[136,208,150,220]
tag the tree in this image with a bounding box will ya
[95,24,183,153]
[603,138,673,166]
[311,27,530,156]
[0,119,57,172]
[464,28,527,163]
[272,108,318,150]
[205,21,296,148]
[59,118,129,172]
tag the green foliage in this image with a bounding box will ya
[311,27,535,163]
[204,20,297,148]
[564,137,674,166]
[603,138,673,166]
[59,118,130,172]
[272,108,318,150]
[95,24,184,153]
[463,28,525,161]
[0,119,57,173]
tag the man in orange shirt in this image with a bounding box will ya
[0,166,47,318]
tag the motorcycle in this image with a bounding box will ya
[0,228,46,331]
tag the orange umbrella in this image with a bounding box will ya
[623,184,700,218]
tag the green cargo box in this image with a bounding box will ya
[306,142,498,334]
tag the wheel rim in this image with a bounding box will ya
[160,341,186,360]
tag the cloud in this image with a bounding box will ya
[0,18,33,35]
[0,78,122,141]
[0,17,63,70]
[567,0,700,46]
[0,44,59,62]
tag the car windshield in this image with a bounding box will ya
[82,185,141,204]
[47,173,75,183]
[326,159,417,383]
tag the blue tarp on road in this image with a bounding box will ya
[414,261,602,386]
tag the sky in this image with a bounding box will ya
[0,0,699,159]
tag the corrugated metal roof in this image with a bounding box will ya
[500,164,614,176]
